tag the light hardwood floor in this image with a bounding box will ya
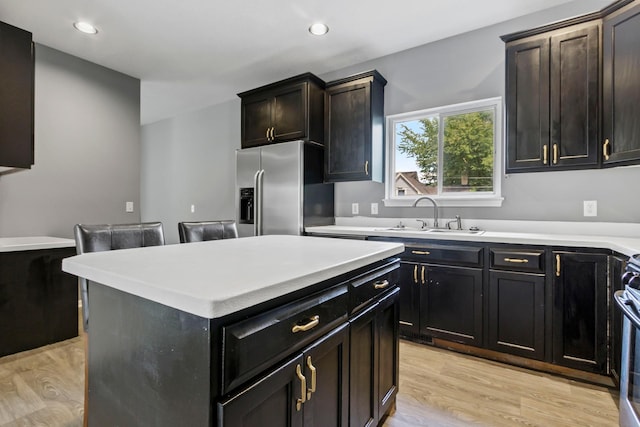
[0,337,619,426]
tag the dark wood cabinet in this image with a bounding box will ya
[488,271,545,360]
[397,262,421,336]
[219,324,349,427]
[602,0,640,166]
[420,265,483,346]
[0,21,34,169]
[349,287,399,427]
[324,70,386,183]
[610,254,626,383]
[504,22,599,173]
[238,73,325,149]
[552,251,608,374]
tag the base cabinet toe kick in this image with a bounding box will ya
[86,257,401,427]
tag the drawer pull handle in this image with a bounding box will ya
[504,258,529,264]
[295,364,306,411]
[412,250,430,255]
[306,356,316,400]
[374,280,389,290]
[292,315,320,333]
[399,321,413,326]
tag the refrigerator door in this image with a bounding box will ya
[236,147,261,237]
[260,140,303,235]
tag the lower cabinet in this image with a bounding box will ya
[218,324,349,427]
[488,270,545,360]
[398,262,420,335]
[349,288,399,427]
[552,251,608,374]
[420,264,483,346]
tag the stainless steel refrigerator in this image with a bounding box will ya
[236,140,334,237]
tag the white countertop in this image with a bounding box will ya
[0,236,75,252]
[305,223,640,257]
[62,235,404,319]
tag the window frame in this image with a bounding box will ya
[383,97,504,207]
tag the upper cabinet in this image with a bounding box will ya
[238,73,325,149]
[324,70,386,183]
[0,21,34,169]
[503,22,600,173]
[503,0,640,173]
[602,0,640,166]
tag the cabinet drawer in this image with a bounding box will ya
[402,243,483,267]
[490,249,545,273]
[350,260,399,313]
[222,284,348,394]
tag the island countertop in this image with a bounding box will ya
[0,236,75,252]
[62,234,404,319]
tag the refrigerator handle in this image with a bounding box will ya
[253,170,261,236]
[256,169,265,236]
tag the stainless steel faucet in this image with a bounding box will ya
[412,196,439,229]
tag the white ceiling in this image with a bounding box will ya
[0,0,596,124]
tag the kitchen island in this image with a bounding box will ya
[62,235,404,426]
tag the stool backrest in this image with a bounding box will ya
[178,220,238,243]
[73,222,165,331]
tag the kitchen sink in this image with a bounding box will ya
[374,227,484,235]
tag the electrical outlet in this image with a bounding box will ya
[351,203,359,215]
[371,203,378,215]
[125,201,134,213]
[190,204,195,213]
[583,200,597,217]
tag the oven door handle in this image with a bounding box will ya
[615,290,640,329]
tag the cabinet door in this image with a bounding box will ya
[272,83,307,142]
[505,37,550,172]
[242,95,272,148]
[349,301,378,427]
[377,288,399,420]
[398,262,420,335]
[552,252,608,373]
[303,324,349,427]
[218,355,304,427]
[325,81,371,182]
[0,22,33,168]
[602,2,640,165]
[420,265,483,346]
[609,254,626,383]
[550,24,599,168]
[488,270,545,360]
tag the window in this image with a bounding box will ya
[384,97,503,207]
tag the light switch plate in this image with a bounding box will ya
[371,203,378,215]
[352,203,359,215]
[583,200,597,217]
[125,201,134,213]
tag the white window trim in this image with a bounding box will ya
[383,97,504,208]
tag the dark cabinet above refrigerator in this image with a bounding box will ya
[237,73,325,149]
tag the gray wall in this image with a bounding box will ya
[0,45,141,239]
[320,0,639,223]
[141,99,239,244]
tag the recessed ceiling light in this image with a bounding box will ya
[309,23,329,36]
[73,21,98,35]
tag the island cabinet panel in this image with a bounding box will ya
[0,21,34,168]
[610,254,626,384]
[0,247,77,357]
[88,283,213,427]
[397,262,420,336]
[349,287,399,427]
[218,324,349,427]
[505,21,599,173]
[602,0,640,166]
[552,251,608,374]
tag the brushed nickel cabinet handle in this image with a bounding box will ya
[270,127,275,140]
[266,128,270,140]
[306,356,316,400]
[553,144,558,164]
[555,254,561,277]
[421,266,425,285]
[543,145,548,164]
[374,280,389,290]
[604,139,610,160]
[296,364,306,411]
[399,321,414,326]
[504,258,529,264]
[365,160,369,175]
[413,265,418,284]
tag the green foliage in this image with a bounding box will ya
[396,111,494,192]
